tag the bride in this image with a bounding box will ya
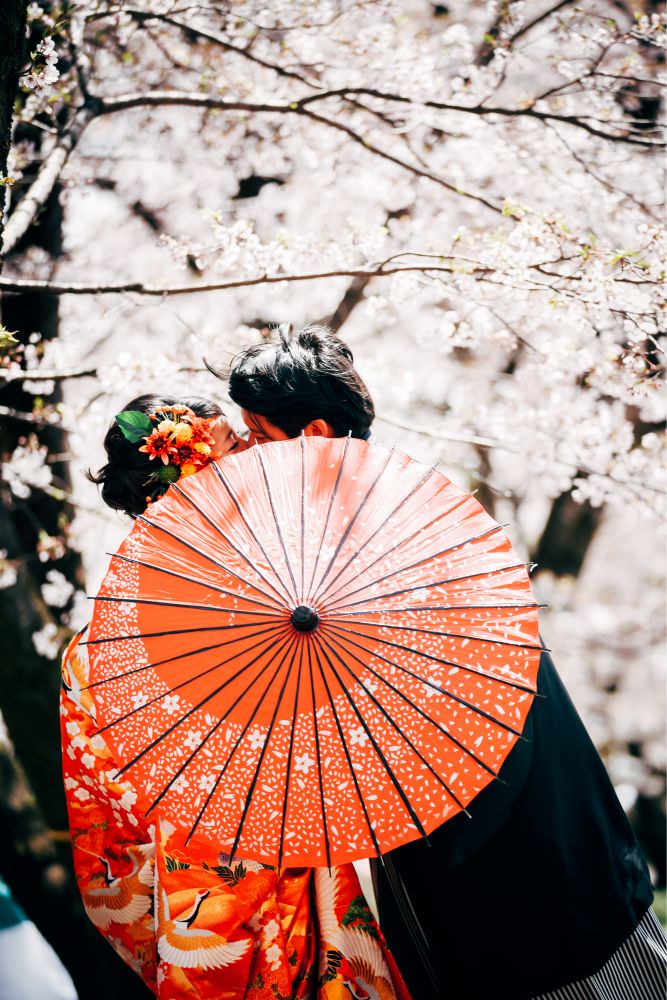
[60,390,409,999]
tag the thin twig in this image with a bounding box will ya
[0,262,493,297]
[295,87,665,147]
[0,404,75,432]
[376,412,508,450]
[0,366,97,384]
[121,8,320,89]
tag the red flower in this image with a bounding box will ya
[138,407,216,474]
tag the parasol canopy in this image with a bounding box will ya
[86,436,541,868]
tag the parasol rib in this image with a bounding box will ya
[171,481,292,607]
[81,620,287,647]
[256,448,300,604]
[278,639,306,869]
[137,512,292,608]
[306,435,351,602]
[139,630,296,812]
[312,633,430,842]
[327,561,527,615]
[321,619,537,694]
[299,435,306,601]
[332,602,543,616]
[144,634,296,827]
[307,642,336,871]
[91,594,286,618]
[314,465,436,607]
[185,633,300,847]
[311,447,395,605]
[322,622,528,738]
[83,622,284,689]
[317,630,472,814]
[325,523,509,613]
[323,617,545,652]
[229,633,301,863]
[320,623,511,783]
[309,639,382,863]
[320,491,471,607]
[211,462,295,604]
[102,627,290,767]
[108,550,285,614]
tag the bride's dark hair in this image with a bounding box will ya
[88,393,223,517]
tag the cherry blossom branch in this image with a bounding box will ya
[377,412,505,450]
[5,61,659,259]
[91,90,285,116]
[0,363,207,386]
[296,106,503,212]
[0,261,495,297]
[0,404,76,432]
[92,90,502,211]
[0,366,97,385]
[4,5,655,264]
[295,89,665,148]
[323,274,372,333]
[0,248,659,301]
[377,414,664,496]
[476,0,579,68]
[509,0,578,46]
[116,8,320,89]
[98,86,664,149]
[476,0,519,67]
[1,106,96,258]
[98,6,664,155]
[543,121,660,220]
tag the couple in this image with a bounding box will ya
[61,325,664,999]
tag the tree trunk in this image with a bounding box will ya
[0,2,27,255]
[0,9,149,995]
[531,489,604,578]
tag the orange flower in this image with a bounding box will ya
[137,407,217,488]
[173,423,194,445]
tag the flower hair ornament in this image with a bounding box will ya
[115,405,217,504]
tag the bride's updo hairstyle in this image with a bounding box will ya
[89,393,223,518]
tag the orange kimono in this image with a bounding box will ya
[60,627,412,1000]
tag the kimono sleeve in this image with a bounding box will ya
[60,627,159,993]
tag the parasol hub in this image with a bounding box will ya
[290,605,319,632]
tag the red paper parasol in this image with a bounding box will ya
[86,437,541,867]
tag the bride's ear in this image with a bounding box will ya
[302,418,336,438]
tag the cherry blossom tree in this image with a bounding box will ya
[0,0,665,981]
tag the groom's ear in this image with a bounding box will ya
[302,418,336,438]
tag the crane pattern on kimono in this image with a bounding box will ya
[156,885,251,970]
[60,622,412,998]
[315,867,395,1000]
[82,844,153,930]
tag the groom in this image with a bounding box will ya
[222,323,375,444]
[218,324,662,1000]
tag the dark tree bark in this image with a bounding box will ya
[0,2,27,234]
[0,3,27,161]
[531,489,604,577]
[0,9,150,997]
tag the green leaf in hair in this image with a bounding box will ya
[115,410,154,443]
[146,464,180,485]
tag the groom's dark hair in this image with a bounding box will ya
[214,325,375,439]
